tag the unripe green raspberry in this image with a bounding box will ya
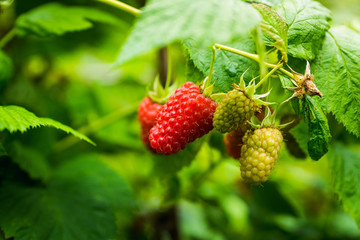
[213,90,258,133]
[240,127,283,184]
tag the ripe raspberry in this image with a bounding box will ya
[240,127,283,184]
[149,82,217,155]
[213,90,259,133]
[138,97,163,152]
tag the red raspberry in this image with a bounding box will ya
[149,82,217,155]
[138,97,163,152]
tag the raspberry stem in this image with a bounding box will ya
[96,0,141,16]
[0,28,16,49]
[54,102,139,152]
[213,43,294,80]
[164,50,172,92]
[207,45,218,84]
[254,62,283,89]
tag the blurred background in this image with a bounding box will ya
[0,0,360,239]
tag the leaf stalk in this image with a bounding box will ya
[96,0,141,16]
[0,28,16,49]
[213,43,294,80]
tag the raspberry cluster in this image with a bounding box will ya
[138,97,163,152]
[149,82,216,155]
[239,127,283,184]
[213,90,258,133]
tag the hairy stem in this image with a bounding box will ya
[207,45,217,83]
[96,0,141,16]
[0,28,16,49]
[214,43,294,80]
[54,103,139,152]
[214,43,259,62]
[255,62,283,89]
[165,48,172,91]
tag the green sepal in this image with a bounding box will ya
[255,90,271,99]
[154,75,164,95]
[201,76,211,91]
[210,93,226,102]
[200,76,215,97]
[238,67,251,89]
[245,83,255,98]
[202,84,214,98]
[234,70,274,108]
[148,75,177,104]
[261,106,276,127]
[239,75,246,89]
[249,106,293,129]
[253,98,275,106]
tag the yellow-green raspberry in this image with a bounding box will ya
[239,127,283,184]
[213,90,258,133]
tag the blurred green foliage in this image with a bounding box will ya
[0,0,360,240]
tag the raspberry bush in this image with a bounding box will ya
[1,0,360,239]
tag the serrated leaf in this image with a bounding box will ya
[304,96,331,160]
[275,0,331,59]
[0,51,13,92]
[184,39,259,92]
[280,76,331,160]
[329,143,360,227]
[0,105,94,145]
[313,26,360,137]
[11,142,51,181]
[16,3,121,37]
[0,156,135,240]
[116,0,260,65]
[185,56,206,84]
[252,3,288,62]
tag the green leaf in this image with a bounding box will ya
[0,105,94,145]
[252,3,288,62]
[0,51,13,92]
[184,39,259,92]
[313,27,360,137]
[275,0,331,59]
[304,96,331,160]
[289,120,309,155]
[10,142,51,181]
[0,156,135,240]
[280,76,331,160]
[116,0,261,65]
[0,144,6,157]
[179,200,221,239]
[153,138,205,179]
[16,3,121,37]
[329,143,360,227]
